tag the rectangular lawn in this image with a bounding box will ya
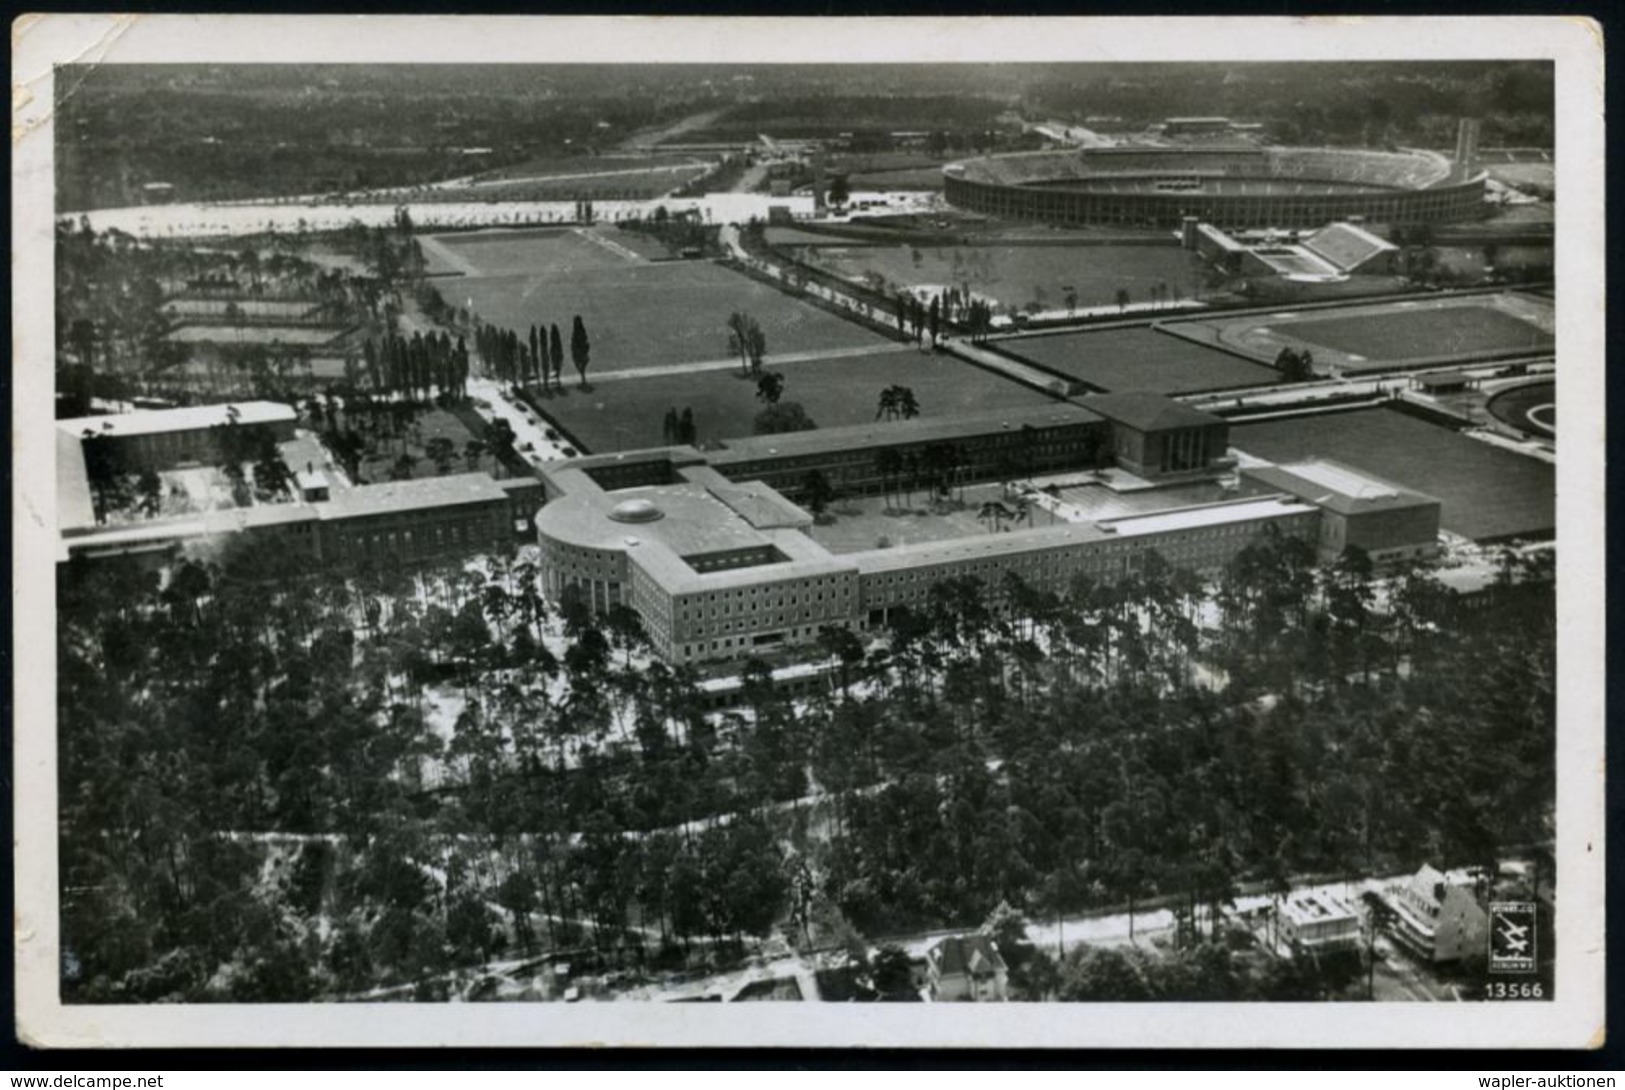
[447,260,892,372]
[1006,327,1279,394]
[1230,407,1554,541]
[530,348,1060,454]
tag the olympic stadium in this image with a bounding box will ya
[942,144,1488,229]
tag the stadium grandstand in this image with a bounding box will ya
[942,132,1487,229]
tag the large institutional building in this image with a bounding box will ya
[56,394,1441,662]
[56,401,542,567]
[536,395,1440,665]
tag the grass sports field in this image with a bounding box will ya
[801,244,1202,314]
[421,229,891,370]
[1168,293,1554,373]
[530,348,1058,453]
[1231,407,1553,541]
[1004,327,1279,394]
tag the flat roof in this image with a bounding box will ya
[707,484,813,530]
[1281,890,1357,925]
[848,520,1115,573]
[58,400,296,440]
[1239,459,1438,517]
[1098,495,1315,536]
[1415,370,1473,387]
[711,403,1099,465]
[319,473,510,519]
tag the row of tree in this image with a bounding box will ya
[476,317,592,391]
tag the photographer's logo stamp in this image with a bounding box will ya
[1489,901,1537,973]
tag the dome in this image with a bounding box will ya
[608,497,664,524]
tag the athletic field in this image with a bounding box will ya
[530,348,1058,454]
[420,229,892,372]
[1005,327,1279,394]
[1166,293,1554,374]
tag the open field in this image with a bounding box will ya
[452,261,892,372]
[421,227,649,277]
[801,243,1203,315]
[1168,293,1554,373]
[529,348,1058,453]
[1231,407,1554,541]
[165,325,344,346]
[1005,327,1279,394]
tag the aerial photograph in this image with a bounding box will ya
[47,54,1560,1012]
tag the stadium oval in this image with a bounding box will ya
[942,146,1487,229]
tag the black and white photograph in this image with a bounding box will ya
[11,15,1605,1050]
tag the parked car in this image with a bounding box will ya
[519,442,535,453]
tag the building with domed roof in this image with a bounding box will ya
[533,393,1441,665]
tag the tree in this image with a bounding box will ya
[726,312,754,375]
[678,407,696,446]
[828,173,850,208]
[425,437,457,475]
[876,384,920,422]
[549,324,565,390]
[755,371,785,405]
[869,944,915,1000]
[800,469,835,520]
[1275,347,1314,382]
[752,401,817,436]
[1115,287,1131,314]
[745,327,766,376]
[570,316,591,388]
